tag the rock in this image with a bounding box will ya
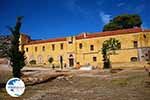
[28,77,33,82]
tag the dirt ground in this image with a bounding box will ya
[0,68,150,100]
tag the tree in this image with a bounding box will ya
[8,16,26,78]
[102,38,121,69]
[48,57,54,67]
[103,14,142,31]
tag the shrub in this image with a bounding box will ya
[29,60,36,65]
[48,57,54,64]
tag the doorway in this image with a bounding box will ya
[38,55,43,64]
[68,54,74,67]
[69,58,74,67]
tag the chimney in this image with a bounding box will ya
[83,33,87,38]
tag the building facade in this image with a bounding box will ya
[20,28,150,68]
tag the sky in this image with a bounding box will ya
[0,0,149,39]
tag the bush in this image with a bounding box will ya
[29,60,36,65]
[48,57,54,64]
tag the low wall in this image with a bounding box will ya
[111,62,149,69]
[26,61,150,69]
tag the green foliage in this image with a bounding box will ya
[8,16,26,78]
[48,57,54,64]
[48,57,54,68]
[29,60,36,65]
[103,14,142,31]
[102,38,121,69]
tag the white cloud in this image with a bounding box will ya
[99,12,111,24]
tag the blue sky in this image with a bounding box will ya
[0,0,149,39]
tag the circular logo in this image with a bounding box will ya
[6,78,25,97]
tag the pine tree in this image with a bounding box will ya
[103,14,142,31]
[8,16,26,78]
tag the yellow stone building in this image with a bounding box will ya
[20,28,150,68]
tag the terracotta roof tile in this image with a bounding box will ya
[143,29,150,32]
[24,28,150,45]
[76,28,143,39]
[25,37,66,45]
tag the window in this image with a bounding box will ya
[130,57,137,62]
[68,41,73,44]
[145,53,148,56]
[42,46,45,51]
[90,45,94,51]
[133,41,138,48]
[52,44,55,51]
[79,43,82,49]
[60,43,63,50]
[35,47,37,52]
[26,48,28,52]
[93,57,97,62]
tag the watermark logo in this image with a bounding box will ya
[6,78,25,97]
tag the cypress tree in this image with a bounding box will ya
[8,16,26,78]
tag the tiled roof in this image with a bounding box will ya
[143,29,150,32]
[25,37,66,45]
[76,28,143,39]
[24,28,150,45]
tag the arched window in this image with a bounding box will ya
[42,46,45,51]
[90,45,94,51]
[79,43,83,49]
[35,46,37,52]
[68,54,74,67]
